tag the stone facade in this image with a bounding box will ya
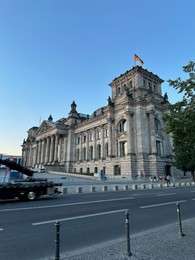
[22,66,173,178]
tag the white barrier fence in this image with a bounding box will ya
[58,181,195,194]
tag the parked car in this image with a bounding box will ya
[94,173,101,177]
[38,168,45,173]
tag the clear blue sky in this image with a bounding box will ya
[0,0,194,156]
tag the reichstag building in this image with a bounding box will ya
[22,66,173,178]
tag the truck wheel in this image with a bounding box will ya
[27,191,37,201]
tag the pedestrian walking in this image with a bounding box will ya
[166,175,170,184]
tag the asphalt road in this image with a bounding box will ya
[0,186,195,260]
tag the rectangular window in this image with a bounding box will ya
[120,142,127,157]
[96,131,101,139]
[89,133,93,141]
[114,165,121,175]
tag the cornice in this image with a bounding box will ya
[109,66,164,86]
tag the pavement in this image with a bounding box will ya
[59,218,195,260]
[36,171,195,260]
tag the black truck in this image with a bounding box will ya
[0,158,61,201]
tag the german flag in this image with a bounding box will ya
[134,54,144,66]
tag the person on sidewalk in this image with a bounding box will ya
[166,175,170,185]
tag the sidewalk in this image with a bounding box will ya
[58,218,195,260]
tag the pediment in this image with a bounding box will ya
[36,121,55,136]
[117,131,127,139]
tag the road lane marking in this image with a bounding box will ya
[156,193,176,196]
[140,200,186,209]
[32,209,127,226]
[0,197,134,212]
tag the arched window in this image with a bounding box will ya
[119,119,127,132]
[89,133,93,141]
[96,130,101,139]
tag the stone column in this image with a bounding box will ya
[79,135,82,161]
[41,138,46,164]
[49,135,55,163]
[126,110,135,155]
[63,135,67,162]
[35,142,38,166]
[86,132,89,161]
[40,140,43,164]
[93,130,96,160]
[32,147,36,167]
[28,146,32,167]
[58,136,62,163]
[45,136,50,163]
[36,141,40,164]
[38,140,42,165]
[101,127,104,159]
[54,134,59,162]
[107,118,112,157]
[149,111,156,154]
[136,103,147,154]
[112,121,116,157]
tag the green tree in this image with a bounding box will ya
[165,61,195,181]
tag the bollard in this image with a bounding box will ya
[55,221,60,260]
[125,210,132,256]
[176,203,185,237]
[102,185,108,191]
[132,184,137,190]
[77,187,82,193]
[124,185,128,190]
[113,185,118,191]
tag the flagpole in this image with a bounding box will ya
[134,53,136,66]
